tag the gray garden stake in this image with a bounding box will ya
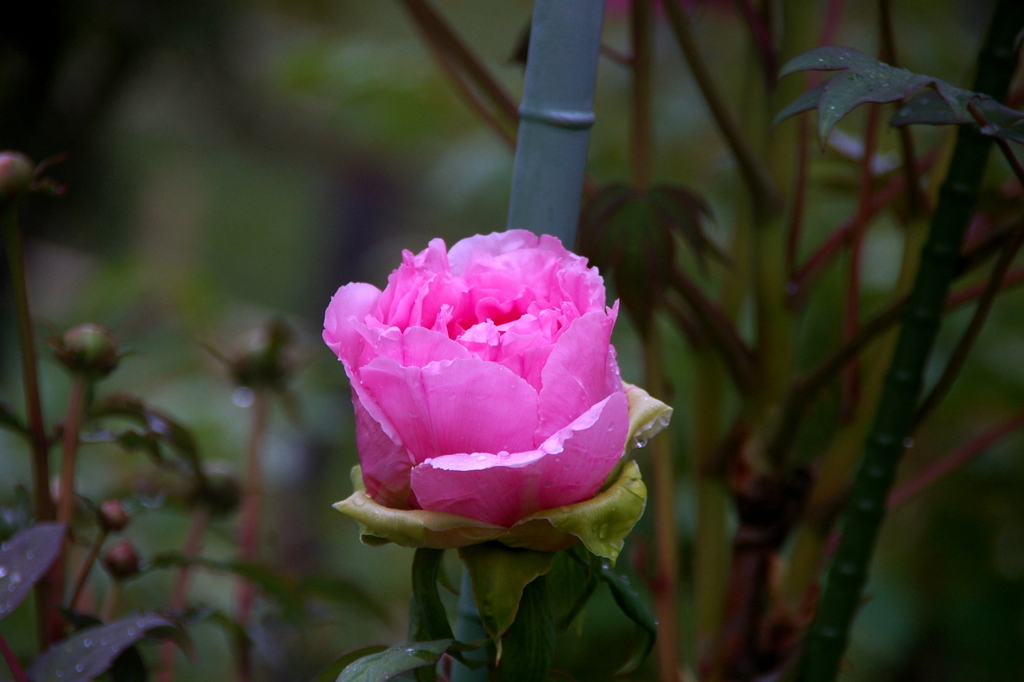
[452,1,606,680]
[506,0,606,245]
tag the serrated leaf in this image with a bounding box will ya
[457,543,554,643]
[892,90,1024,144]
[0,523,65,620]
[599,560,656,675]
[648,185,720,269]
[498,575,554,681]
[28,613,187,682]
[336,639,453,682]
[776,46,980,143]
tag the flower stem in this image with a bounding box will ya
[57,377,88,528]
[3,200,57,648]
[101,581,121,622]
[0,631,28,682]
[799,3,1024,680]
[451,569,488,682]
[631,0,653,191]
[158,504,210,682]
[235,390,269,682]
[68,528,108,612]
[644,326,681,682]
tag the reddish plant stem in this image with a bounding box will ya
[0,632,28,682]
[68,528,108,612]
[841,104,882,421]
[947,265,1024,307]
[3,202,57,648]
[788,148,939,307]
[890,410,1024,508]
[632,0,654,191]
[55,377,89,616]
[398,0,519,127]
[787,115,811,276]
[158,504,211,682]
[644,329,681,682]
[731,0,779,82]
[235,390,269,682]
[818,0,846,47]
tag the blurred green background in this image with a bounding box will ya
[1,1,1022,680]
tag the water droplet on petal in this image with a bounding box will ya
[607,422,615,431]
[351,497,365,507]
[75,664,84,673]
[83,638,93,647]
[0,566,7,579]
[498,450,510,459]
[25,551,34,560]
[9,572,21,584]
[476,454,488,462]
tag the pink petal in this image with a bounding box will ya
[447,230,540,275]
[370,326,470,367]
[410,392,629,527]
[358,357,539,463]
[323,283,383,369]
[536,309,622,440]
[352,394,416,508]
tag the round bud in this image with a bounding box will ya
[102,539,141,581]
[195,466,241,518]
[0,152,34,202]
[98,499,131,532]
[229,319,295,390]
[53,323,120,378]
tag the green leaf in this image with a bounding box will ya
[892,90,1024,143]
[0,522,65,620]
[410,548,454,646]
[547,546,598,632]
[90,394,202,476]
[312,646,388,682]
[336,639,453,682]
[457,543,554,643]
[776,46,978,143]
[498,575,555,682]
[28,613,188,682]
[599,560,656,675]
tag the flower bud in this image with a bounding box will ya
[98,499,131,532]
[51,323,121,379]
[194,465,241,518]
[228,318,296,390]
[102,539,141,580]
[0,152,34,202]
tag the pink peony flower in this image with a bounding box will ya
[323,230,630,528]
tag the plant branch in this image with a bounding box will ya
[644,327,682,682]
[158,504,211,682]
[0,632,28,682]
[731,0,779,82]
[799,3,1024,679]
[398,0,519,128]
[69,528,108,612]
[890,410,1024,508]
[235,390,269,682]
[841,104,882,420]
[668,267,759,393]
[663,0,783,215]
[913,216,1024,428]
[58,378,88,527]
[632,0,654,190]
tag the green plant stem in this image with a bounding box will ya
[690,349,729,670]
[799,3,1024,679]
[3,200,57,648]
[235,390,269,682]
[0,631,28,682]
[663,0,781,214]
[631,0,654,191]
[451,569,488,682]
[69,528,108,612]
[158,503,210,682]
[644,326,681,682]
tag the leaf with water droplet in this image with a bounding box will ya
[775,45,986,144]
[335,639,453,682]
[28,613,189,682]
[0,522,64,621]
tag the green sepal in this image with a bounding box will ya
[335,460,648,562]
[456,543,554,647]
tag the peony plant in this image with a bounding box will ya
[324,230,671,674]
